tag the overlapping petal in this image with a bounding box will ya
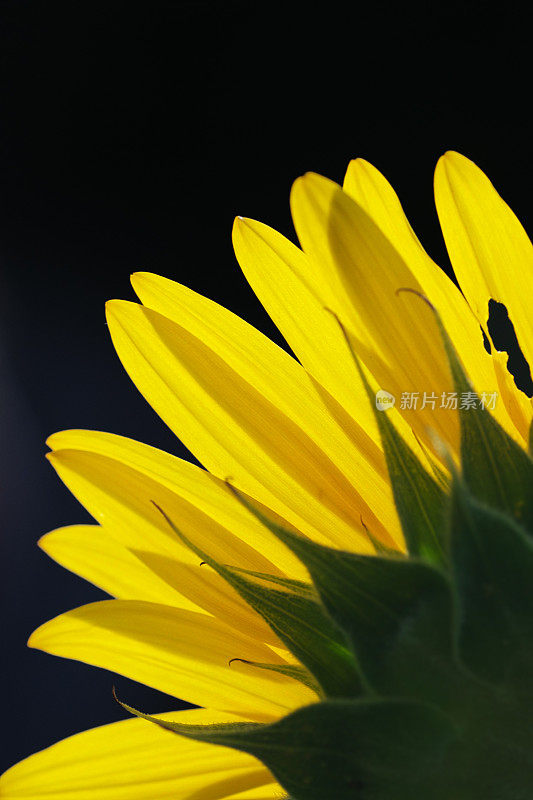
[45,446,311,647]
[290,171,463,452]
[0,709,277,799]
[106,296,401,550]
[40,524,196,607]
[224,789,280,800]
[342,158,525,442]
[47,429,305,578]
[29,600,315,721]
[231,216,422,461]
[130,273,404,548]
[435,152,533,381]
[40,523,284,648]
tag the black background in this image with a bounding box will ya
[1,0,530,773]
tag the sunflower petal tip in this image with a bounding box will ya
[232,216,248,239]
[292,172,311,187]
[434,153,454,182]
[105,298,133,321]
[130,271,155,296]
[439,150,468,170]
[45,431,60,450]
[290,172,317,202]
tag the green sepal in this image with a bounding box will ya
[412,430,451,491]
[333,312,448,565]
[229,659,321,695]
[436,307,533,535]
[449,475,533,687]
[117,692,458,800]
[360,518,405,558]
[114,689,260,737]
[153,503,362,698]
[229,491,467,708]
[228,566,317,599]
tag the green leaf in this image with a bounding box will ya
[449,476,533,686]
[229,491,466,709]
[153,503,362,699]
[117,693,458,800]
[331,311,448,564]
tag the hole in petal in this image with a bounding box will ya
[487,299,533,397]
[481,326,491,355]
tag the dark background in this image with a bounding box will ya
[0,0,530,772]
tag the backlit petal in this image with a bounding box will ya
[106,298,399,550]
[130,273,401,548]
[232,216,437,490]
[435,151,533,422]
[29,600,315,721]
[225,786,281,799]
[291,171,458,450]
[47,430,304,579]
[39,523,280,647]
[45,448,301,647]
[233,216,399,455]
[342,158,522,441]
[39,525,195,607]
[0,708,276,800]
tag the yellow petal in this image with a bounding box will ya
[39,525,195,608]
[291,171,459,450]
[47,429,304,579]
[342,158,521,441]
[287,177,371,344]
[435,151,533,418]
[130,273,400,548]
[106,298,397,550]
[39,523,281,648]
[343,158,429,258]
[0,708,276,800]
[225,786,281,799]
[45,447,305,647]
[131,271,405,550]
[232,216,382,454]
[490,349,532,442]
[47,447,289,575]
[232,216,436,493]
[128,554,285,649]
[29,600,315,721]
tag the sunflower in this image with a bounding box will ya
[2,152,532,799]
